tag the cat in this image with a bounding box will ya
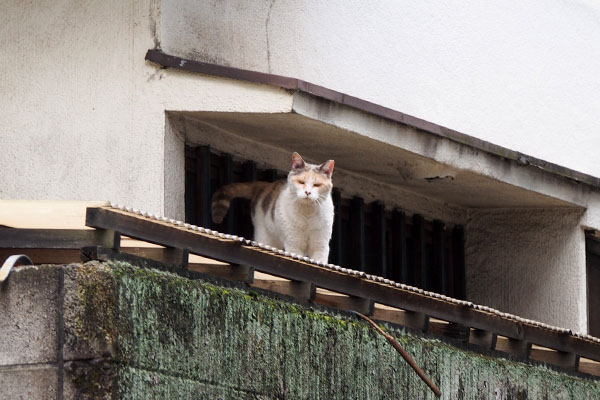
[212,152,335,263]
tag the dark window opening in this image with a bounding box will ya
[586,231,600,337]
[185,145,466,298]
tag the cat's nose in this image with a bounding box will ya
[305,190,311,196]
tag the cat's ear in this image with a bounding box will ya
[319,160,335,178]
[292,152,306,171]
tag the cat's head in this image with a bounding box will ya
[287,152,334,202]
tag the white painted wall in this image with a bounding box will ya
[466,208,587,332]
[0,0,292,217]
[163,0,600,179]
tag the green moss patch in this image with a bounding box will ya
[69,261,600,399]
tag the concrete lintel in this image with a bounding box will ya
[178,105,584,223]
[148,50,598,212]
[291,91,591,210]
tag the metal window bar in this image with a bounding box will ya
[184,146,465,296]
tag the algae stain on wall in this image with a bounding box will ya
[71,261,600,399]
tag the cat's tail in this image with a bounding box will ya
[211,182,268,224]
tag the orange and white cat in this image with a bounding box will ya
[212,152,335,263]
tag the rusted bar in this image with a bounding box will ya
[432,220,447,295]
[239,160,257,239]
[330,189,343,265]
[412,214,426,289]
[0,228,115,249]
[351,311,441,397]
[263,169,279,182]
[452,225,466,299]
[371,201,387,278]
[350,197,365,272]
[391,209,407,283]
[196,145,212,229]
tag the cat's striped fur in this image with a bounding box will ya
[211,180,286,224]
[211,152,335,263]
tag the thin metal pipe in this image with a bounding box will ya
[0,254,33,282]
[351,310,442,397]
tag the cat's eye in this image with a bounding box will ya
[298,180,305,184]
[313,183,321,187]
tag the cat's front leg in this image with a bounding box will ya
[283,236,306,258]
[309,246,330,264]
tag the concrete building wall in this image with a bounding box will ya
[466,208,587,331]
[162,0,600,179]
[0,0,291,216]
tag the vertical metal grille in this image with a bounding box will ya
[586,231,600,337]
[185,146,466,297]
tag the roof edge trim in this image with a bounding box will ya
[146,49,600,189]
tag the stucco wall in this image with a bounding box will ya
[0,0,291,217]
[162,0,600,179]
[2,261,599,399]
[466,208,587,332]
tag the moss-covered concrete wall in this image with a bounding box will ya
[4,261,600,399]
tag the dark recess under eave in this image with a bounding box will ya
[145,49,600,191]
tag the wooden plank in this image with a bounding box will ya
[432,220,447,294]
[330,189,343,265]
[196,145,212,229]
[519,324,589,366]
[412,214,426,289]
[0,248,81,264]
[371,201,387,277]
[428,320,470,342]
[85,207,519,335]
[495,336,531,358]
[251,279,314,300]
[372,305,429,332]
[579,358,600,376]
[0,200,109,229]
[529,346,578,370]
[119,247,188,267]
[312,288,374,316]
[469,329,497,350]
[189,263,253,283]
[85,207,600,362]
[391,209,407,283]
[82,246,190,275]
[350,197,365,271]
[0,228,115,249]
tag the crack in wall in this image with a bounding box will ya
[265,0,276,73]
